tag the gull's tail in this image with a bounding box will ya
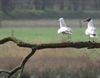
[90,34,96,38]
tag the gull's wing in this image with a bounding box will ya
[57,27,72,34]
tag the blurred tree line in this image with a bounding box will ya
[0,0,100,19]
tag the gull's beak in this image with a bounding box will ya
[84,17,92,22]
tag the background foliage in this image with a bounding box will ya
[0,0,100,19]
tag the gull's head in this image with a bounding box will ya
[58,17,67,27]
[84,17,92,22]
[58,17,64,22]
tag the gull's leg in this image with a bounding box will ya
[68,34,71,42]
[66,34,69,42]
[61,33,65,42]
[93,37,95,42]
[69,34,71,41]
[93,38,94,42]
[89,36,91,42]
[61,34,63,41]
[64,34,67,42]
[67,34,69,42]
[61,33,68,42]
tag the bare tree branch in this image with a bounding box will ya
[0,37,100,78]
[19,48,36,78]
[0,47,36,78]
[0,37,21,44]
[0,37,100,49]
[0,69,10,74]
[8,66,22,78]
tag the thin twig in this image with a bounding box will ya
[8,48,36,78]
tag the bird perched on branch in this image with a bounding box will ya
[84,17,96,42]
[57,17,72,42]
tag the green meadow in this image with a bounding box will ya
[0,27,100,59]
[0,27,100,78]
[0,27,99,43]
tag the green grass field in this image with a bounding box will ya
[0,27,100,78]
[0,27,100,58]
[0,27,99,43]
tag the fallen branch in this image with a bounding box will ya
[0,47,36,78]
[0,37,100,78]
[0,37,100,49]
[0,69,10,74]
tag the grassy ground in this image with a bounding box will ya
[0,27,100,58]
[0,27,100,78]
[0,27,100,42]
